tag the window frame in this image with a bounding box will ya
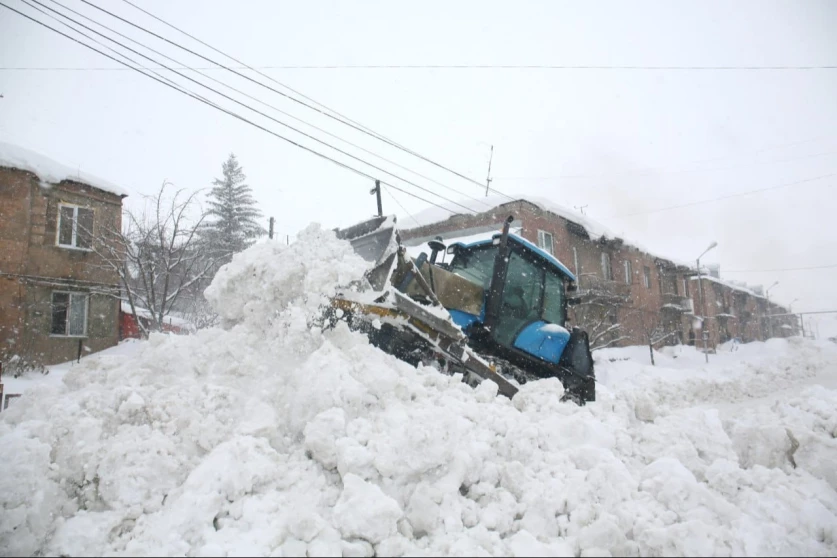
[572,246,580,277]
[643,266,652,289]
[537,230,554,255]
[50,291,89,337]
[601,252,613,281]
[624,260,632,285]
[55,203,94,251]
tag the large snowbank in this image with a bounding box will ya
[2,224,837,557]
[0,140,127,197]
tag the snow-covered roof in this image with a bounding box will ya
[407,194,698,269]
[690,274,766,300]
[408,194,618,242]
[0,140,128,197]
[120,302,193,329]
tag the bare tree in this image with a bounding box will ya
[571,274,630,351]
[631,307,680,365]
[93,182,217,337]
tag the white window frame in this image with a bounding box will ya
[56,203,94,251]
[601,252,613,281]
[537,230,554,255]
[624,260,632,285]
[572,246,579,276]
[643,266,652,289]
[50,291,89,337]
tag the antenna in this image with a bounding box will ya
[574,204,588,216]
[485,145,494,197]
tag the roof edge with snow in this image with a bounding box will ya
[0,140,128,198]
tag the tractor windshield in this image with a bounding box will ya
[448,245,498,289]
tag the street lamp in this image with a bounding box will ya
[696,241,718,364]
[765,281,779,339]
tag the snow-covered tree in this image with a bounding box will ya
[200,154,265,263]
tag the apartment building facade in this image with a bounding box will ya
[401,197,797,350]
[0,144,127,367]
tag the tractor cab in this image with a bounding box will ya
[443,232,578,366]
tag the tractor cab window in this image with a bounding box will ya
[448,245,498,289]
[542,271,565,326]
[495,251,544,346]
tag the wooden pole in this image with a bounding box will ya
[268,217,275,239]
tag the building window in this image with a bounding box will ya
[683,278,690,297]
[624,260,632,285]
[537,230,554,255]
[51,292,88,336]
[643,266,652,289]
[57,204,94,250]
[601,252,613,281]
[572,246,579,276]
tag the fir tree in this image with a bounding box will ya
[201,153,265,263]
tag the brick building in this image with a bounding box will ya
[401,196,797,350]
[0,142,127,367]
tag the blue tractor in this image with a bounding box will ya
[331,215,595,403]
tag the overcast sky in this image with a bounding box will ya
[1,0,836,323]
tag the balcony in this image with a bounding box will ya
[577,274,631,303]
[661,293,694,313]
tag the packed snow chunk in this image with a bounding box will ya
[512,377,566,413]
[333,474,402,544]
[205,223,369,326]
[507,530,574,557]
[0,430,69,558]
[304,408,347,470]
[540,323,569,336]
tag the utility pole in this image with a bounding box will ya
[268,217,275,240]
[485,145,494,197]
[695,241,718,364]
[370,180,382,216]
[765,281,779,339]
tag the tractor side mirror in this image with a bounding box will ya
[427,237,446,264]
[446,244,459,256]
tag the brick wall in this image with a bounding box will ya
[0,167,123,366]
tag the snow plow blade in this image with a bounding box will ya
[334,215,397,265]
[330,291,519,399]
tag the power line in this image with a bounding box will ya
[0,1,461,218]
[27,0,482,216]
[610,172,836,218]
[495,150,837,181]
[382,185,421,228]
[20,0,203,103]
[723,263,837,273]
[3,63,837,71]
[38,0,495,212]
[82,0,516,202]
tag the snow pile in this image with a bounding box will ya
[0,140,127,196]
[204,223,370,327]
[2,226,837,556]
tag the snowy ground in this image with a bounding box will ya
[2,224,836,557]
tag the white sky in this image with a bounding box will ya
[1,0,836,314]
